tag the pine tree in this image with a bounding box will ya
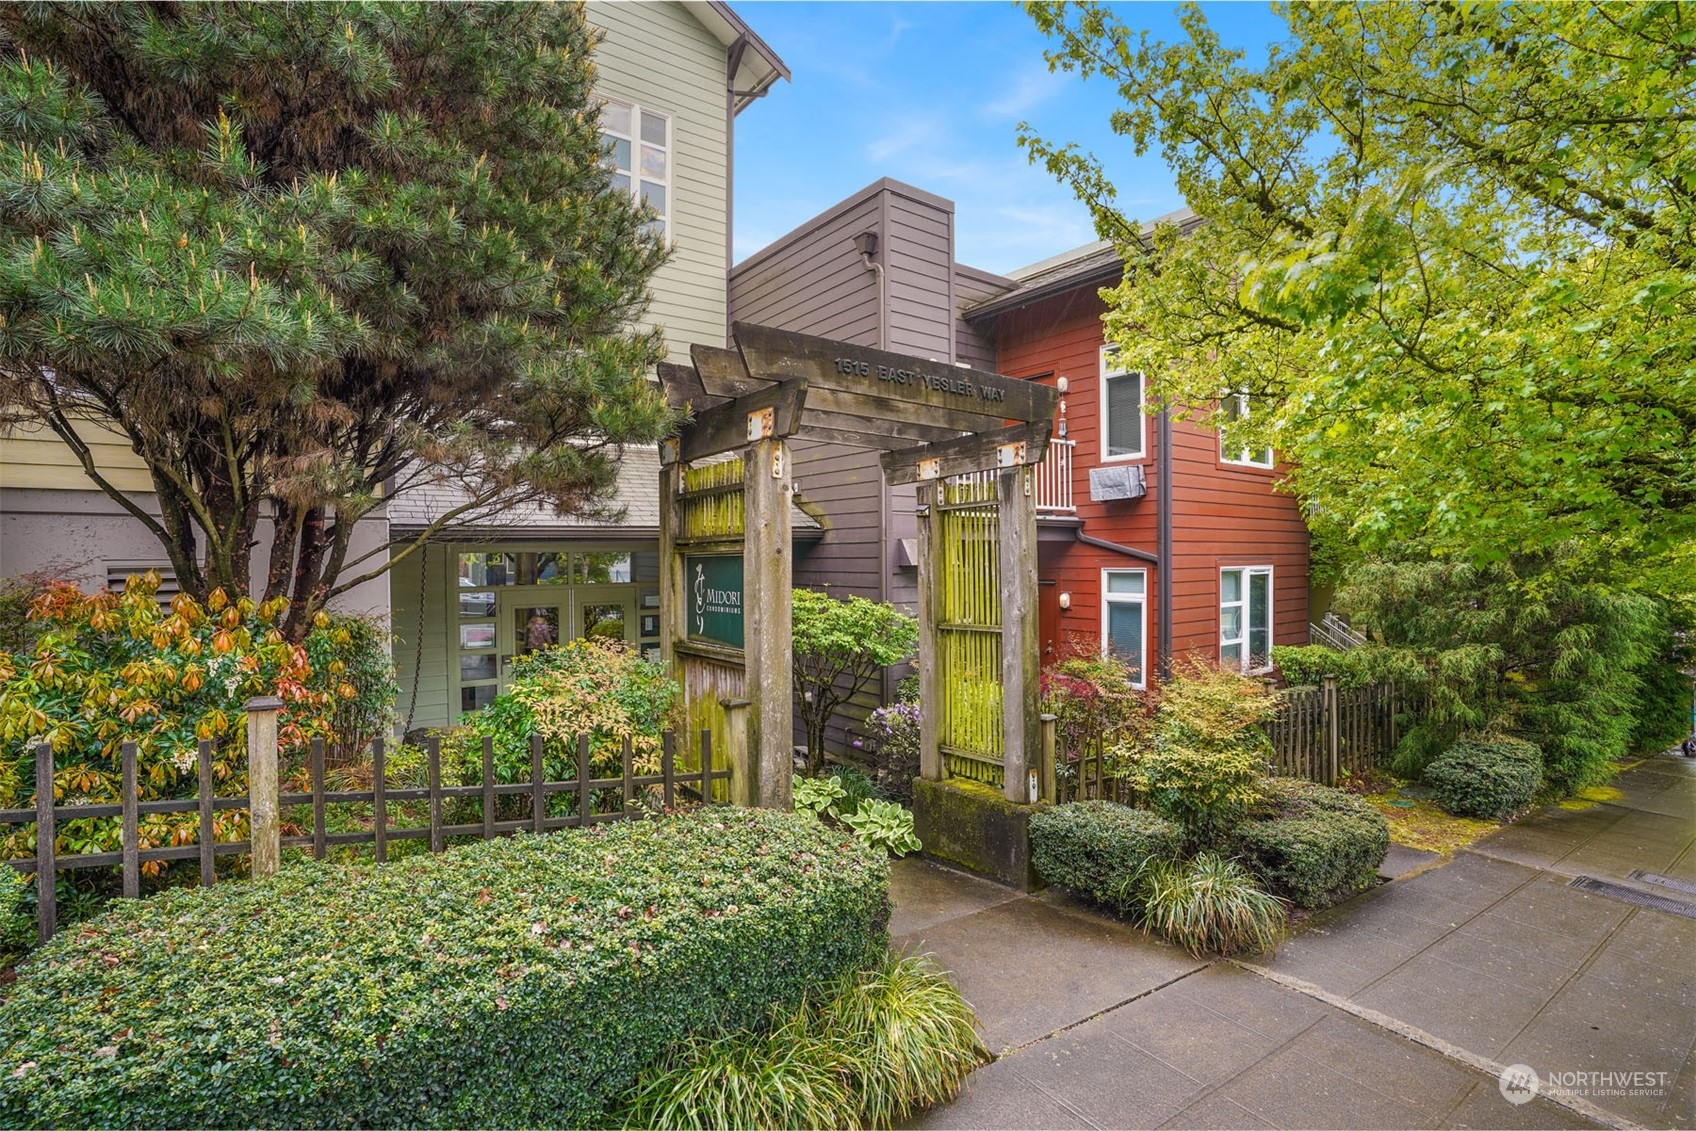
[0,2,673,638]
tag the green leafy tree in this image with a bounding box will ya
[1336,556,1671,792]
[0,3,673,639]
[791,588,918,776]
[1021,2,1696,577]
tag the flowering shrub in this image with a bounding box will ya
[453,638,681,781]
[0,573,338,872]
[858,701,920,803]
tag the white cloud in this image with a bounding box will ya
[980,66,1066,120]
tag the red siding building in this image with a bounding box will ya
[966,226,1310,684]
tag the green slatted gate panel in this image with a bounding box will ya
[670,456,746,802]
[936,473,1003,786]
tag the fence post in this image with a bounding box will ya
[311,737,327,861]
[245,695,283,879]
[1387,679,1399,754]
[197,740,215,886]
[373,736,388,863]
[34,742,55,945]
[121,741,139,899]
[1039,714,1057,804]
[1323,675,1340,787]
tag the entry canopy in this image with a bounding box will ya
[657,323,1058,481]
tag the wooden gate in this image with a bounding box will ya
[934,474,1003,785]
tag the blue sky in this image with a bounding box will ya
[731,2,1289,275]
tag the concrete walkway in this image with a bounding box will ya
[899,753,1696,1130]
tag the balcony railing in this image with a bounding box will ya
[1035,439,1075,514]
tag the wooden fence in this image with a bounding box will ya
[1265,676,1405,785]
[1040,675,1409,803]
[4,716,729,944]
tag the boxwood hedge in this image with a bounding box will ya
[1030,801,1182,914]
[1231,779,1390,909]
[1424,735,1543,819]
[0,809,889,1129]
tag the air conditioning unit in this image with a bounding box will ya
[1088,464,1147,502]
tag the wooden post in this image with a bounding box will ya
[245,695,283,879]
[482,736,496,840]
[311,737,327,861]
[530,734,546,834]
[720,698,753,807]
[622,734,635,811]
[197,740,215,886]
[658,454,683,671]
[427,733,443,853]
[34,742,55,945]
[662,731,677,809]
[1387,679,1399,756]
[576,733,591,825]
[373,737,388,863]
[1323,674,1340,787]
[121,741,139,899]
[1039,714,1057,804]
[999,465,1040,804]
[915,483,943,781]
[743,435,794,809]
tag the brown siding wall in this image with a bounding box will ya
[729,179,964,758]
[991,288,1309,680]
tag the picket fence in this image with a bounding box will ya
[3,712,729,944]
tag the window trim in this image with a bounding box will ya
[1098,346,1147,463]
[1219,392,1274,469]
[599,95,671,238]
[1220,565,1274,675]
[1100,567,1149,690]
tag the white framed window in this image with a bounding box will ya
[1220,566,1273,673]
[1219,392,1274,468]
[600,97,670,237]
[1099,347,1146,461]
[1101,568,1148,688]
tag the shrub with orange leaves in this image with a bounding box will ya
[0,572,339,875]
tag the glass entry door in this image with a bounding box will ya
[498,594,569,692]
[494,589,637,692]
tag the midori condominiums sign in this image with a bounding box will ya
[687,554,743,648]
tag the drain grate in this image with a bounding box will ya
[1570,875,1696,919]
[1625,869,1696,897]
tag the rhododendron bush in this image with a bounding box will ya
[0,573,342,871]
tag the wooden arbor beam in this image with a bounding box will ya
[674,380,808,464]
[880,421,1053,486]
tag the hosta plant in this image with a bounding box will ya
[841,798,922,857]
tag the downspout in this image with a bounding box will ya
[856,231,885,351]
[724,37,747,343]
[1157,405,1173,683]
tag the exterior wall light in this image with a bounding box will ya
[1058,591,1071,610]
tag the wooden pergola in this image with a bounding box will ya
[655,323,1059,809]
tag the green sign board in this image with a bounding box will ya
[686,554,744,649]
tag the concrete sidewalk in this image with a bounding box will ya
[900,753,1696,1130]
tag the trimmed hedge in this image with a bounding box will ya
[1030,801,1182,913]
[1424,735,1543,819]
[0,809,889,1129]
[1231,779,1390,909]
